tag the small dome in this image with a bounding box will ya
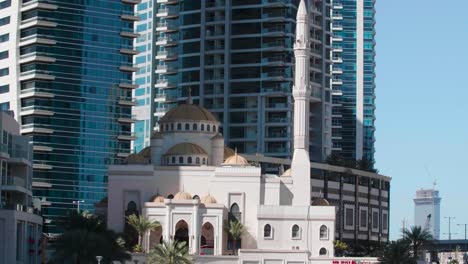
[201,195,217,204]
[151,132,163,139]
[281,168,292,177]
[152,195,165,203]
[165,143,207,155]
[139,147,151,159]
[174,191,192,200]
[160,104,218,123]
[223,153,249,166]
[224,147,235,160]
[311,198,330,206]
[125,153,148,164]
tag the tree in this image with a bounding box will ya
[379,240,415,264]
[127,214,160,252]
[50,211,130,264]
[402,226,433,261]
[334,240,349,257]
[224,220,245,255]
[147,240,192,264]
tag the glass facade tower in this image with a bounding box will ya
[0,0,138,233]
[144,0,332,164]
[331,0,376,161]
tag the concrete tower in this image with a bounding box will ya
[291,0,312,206]
[414,188,441,240]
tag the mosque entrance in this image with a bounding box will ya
[174,220,189,246]
[200,222,214,255]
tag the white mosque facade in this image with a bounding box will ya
[106,1,381,263]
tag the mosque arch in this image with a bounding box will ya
[229,203,241,222]
[174,220,189,246]
[320,225,328,240]
[319,247,327,256]
[200,222,215,255]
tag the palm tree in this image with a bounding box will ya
[334,240,349,257]
[127,214,161,252]
[402,225,433,260]
[379,240,414,264]
[224,220,245,255]
[147,240,192,264]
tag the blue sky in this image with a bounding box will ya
[374,0,468,240]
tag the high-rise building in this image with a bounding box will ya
[141,0,332,163]
[414,188,441,240]
[331,0,376,161]
[0,0,138,233]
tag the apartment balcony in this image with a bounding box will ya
[118,116,138,124]
[262,41,287,51]
[20,106,54,117]
[120,48,141,55]
[332,23,343,31]
[121,14,140,22]
[119,65,139,72]
[117,133,137,141]
[19,34,56,47]
[33,163,53,170]
[20,88,54,99]
[332,47,343,52]
[154,93,177,103]
[21,1,58,12]
[156,22,178,33]
[20,18,57,30]
[265,103,288,110]
[155,65,177,74]
[333,3,343,9]
[332,57,343,63]
[117,152,130,158]
[155,79,176,89]
[119,83,139,89]
[154,108,170,117]
[33,145,53,152]
[155,51,178,61]
[19,70,55,82]
[332,35,343,42]
[122,0,142,4]
[1,176,30,195]
[261,71,286,81]
[120,31,140,38]
[156,8,179,18]
[261,57,286,67]
[20,124,54,135]
[156,36,178,46]
[332,67,343,74]
[332,79,343,85]
[262,11,287,22]
[332,90,343,96]
[19,52,55,64]
[261,86,289,94]
[31,181,52,188]
[261,26,287,37]
[157,0,179,4]
[118,97,138,106]
[331,13,343,20]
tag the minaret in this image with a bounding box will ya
[291,0,312,206]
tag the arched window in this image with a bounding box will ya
[193,123,197,130]
[179,156,183,163]
[319,248,327,256]
[263,224,272,238]
[212,125,216,132]
[165,124,169,131]
[196,157,200,164]
[171,157,176,164]
[201,124,205,131]
[185,123,190,130]
[127,201,137,212]
[188,157,192,164]
[202,158,206,164]
[320,225,328,240]
[193,195,200,200]
[292,224,300,239]
[171,123,174,130]
[167,194,174,199]
[229,203,241,221]
[207,125,211,131]
[177,123,182,130]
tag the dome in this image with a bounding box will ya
[201,195,217,204]
[151,132,163,139]
[139,146,151,159]
[223,147,235,160]
[125,153,148,164]
[311,198,330,206]
[281,168,292,177]
[165,143,207,155]
[174,191,192,200]
[160,104,218,123]
[223,153,249,166]
[151,195,165,203]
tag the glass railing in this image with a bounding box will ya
[4,176,27,188]
[266,103,287,108]
[0,143,7,154]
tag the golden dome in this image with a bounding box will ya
[165,143,207,155]
[125,153,148,164]
[281,168,292,177]
[223,153,249,166]
[174,191,192,200]
[160,104,218,122]
[311,198,330,206]
[224,147,235,160]
[149,195,165,203]
[201,195,217,204]
[139,146,151,159]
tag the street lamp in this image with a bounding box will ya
[96,256,102,264]
[72,200,85,212]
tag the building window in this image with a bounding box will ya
[319,248,327,256]
[202,158,206,164]
[171,157,176,164]
[372,210,379,229]
[193,123,197,130]
[263,224,272,239]
[292,224,300,239]
[0,16,9,26]
[319,225,328,240]
[201,124,204,131]
[179,157,183,163]
[345,208,354,227]
[360,208,368,228]
[187,157,192,164]
[195,157,200,164]
[0,50,7,60]
[0,0,11,9]
[0,102,9,110]
[207,125,211,131]
[0,67,8,77]
[171,123,174,130]
[0,84,8,94]
[382,212,388,230]
[185,123,190,130]
[0,33,8,43]
[229,203,241,222]
[167,194,174,199]
[177,123,182,130]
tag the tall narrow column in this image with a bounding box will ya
[291,0,312,206]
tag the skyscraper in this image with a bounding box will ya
[414,188,441,240]
[331,0,376,161]
[0,0,138,233]
[140,0,332,163]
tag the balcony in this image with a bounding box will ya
[119,65,139,72]
[19,52,55,64]
[156,22,178,33]
[33,163,52,170]
[332,35,343,42]
[20,18,57,30]
[333,3,343,9]
[120,31,140,38]
[119,83,139,89]
[19,70,55,81]
[331,13,343,20]
[332,67,343,74]
[154,93,177,103]
[118,98,138,106]
[332,78,343,85]
[155,51,178,61]
[262,26,287,36]
[1,176,30,194]
[266,103,288,109]
[117,133,137,141]
[261,57,286,66]
[261,71,286,81]
[262,41,286,51]
[19,34,56,47]
[262,0,288,7]
[155,65,177,74]
[122,0,141,4]
[118,116,138,123]
[156,8,179,18]
[155,79,176,89]
[20,106,54,117]
[20,88,54,99]
[120,48,141,55]
[20,124,54,134]
[156,36,178,46]
[21,1,58,12]
[157,0,179,4]
[332,23,343,31]
[121,14,140,22]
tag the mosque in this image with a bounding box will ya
[106,1,380,263]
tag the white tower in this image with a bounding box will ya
[291,0,312,206]
[414,188,441,239]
